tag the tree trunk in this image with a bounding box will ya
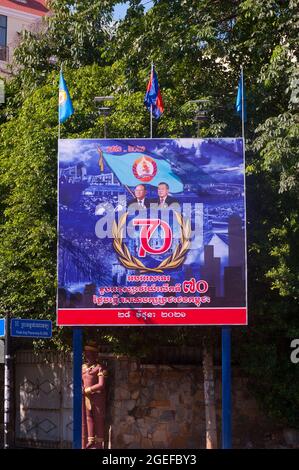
[202,339,218,449]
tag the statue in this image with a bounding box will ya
[82,343,108,449]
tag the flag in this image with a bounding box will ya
[144,66,164,119]
[101,151,183,193]
[235,72,247,122]
[98,147,104,172]
[59,71,74,123]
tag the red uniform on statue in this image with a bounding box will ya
[82,344,108,449]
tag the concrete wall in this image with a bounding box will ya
[6,15,36,53]
[0,7,44,75]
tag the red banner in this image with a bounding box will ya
[58,308,247,326]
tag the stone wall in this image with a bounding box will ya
[106,356,297,449]
[109,359,206,449]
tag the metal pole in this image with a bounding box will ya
[104,113,107,139]
[241,66,245,141]
[222,327,232,449]
[73,327,82,449]
[58,64,62,141]
[150,105,153,138]
[150,62,154,138]
[4,314,12,449]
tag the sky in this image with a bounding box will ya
[113,2,128,20]
[113,1,153,21]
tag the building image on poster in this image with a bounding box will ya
[57,138,247,326]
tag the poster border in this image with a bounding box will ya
[57,138,248,327]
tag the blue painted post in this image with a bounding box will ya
[222,327,232,449]
[73,327,82,449]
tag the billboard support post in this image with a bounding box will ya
[222,326,232,449]
[73,327,82,449]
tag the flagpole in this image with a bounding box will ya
[150,105,153,138]
[241,65,245,141]
[125,185,135,198]
[58,64,62,142]
[150,62,154,138]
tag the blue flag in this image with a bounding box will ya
[101,151,183,193]
[59,71,74,124]
[235,73,247,122]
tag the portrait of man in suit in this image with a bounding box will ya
[155,182,178,207]
[129,184,150,209]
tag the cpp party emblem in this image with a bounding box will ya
[59,89,67,105]
[132,156,157,182]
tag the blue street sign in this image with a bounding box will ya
[11,319,52,338]
[0,318,5,337]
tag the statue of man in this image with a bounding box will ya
[82,343,108,449]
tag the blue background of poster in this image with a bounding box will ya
[58,138,246,312]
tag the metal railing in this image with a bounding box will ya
[0,45,9,62]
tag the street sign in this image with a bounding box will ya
[11,319,52,338]
[0,318,5,337]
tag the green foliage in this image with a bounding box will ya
[0,81,57,341]
[0,0,298,427]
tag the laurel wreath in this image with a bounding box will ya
[112,212,191,273]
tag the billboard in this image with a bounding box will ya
[57,138,247,326]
